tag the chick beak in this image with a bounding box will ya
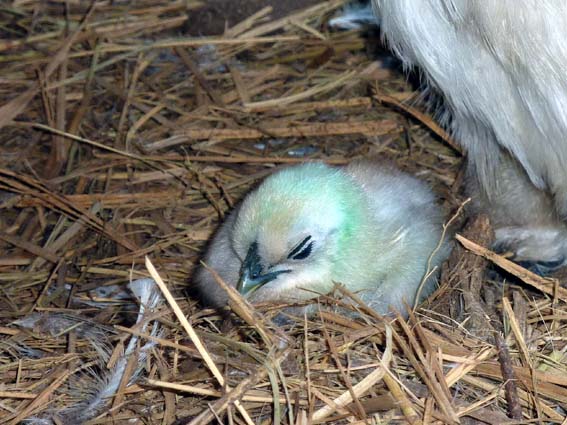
[237,242,290,295]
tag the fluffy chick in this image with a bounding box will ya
[195,161,450,315]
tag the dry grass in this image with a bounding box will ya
[0,1,566,424]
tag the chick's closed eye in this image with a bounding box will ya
[287,235,313,260]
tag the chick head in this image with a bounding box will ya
[231,163,369,303]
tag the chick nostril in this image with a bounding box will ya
[251,266,262,279]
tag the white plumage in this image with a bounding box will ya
[367,1,567,270]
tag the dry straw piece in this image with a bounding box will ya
[0,1,566,424]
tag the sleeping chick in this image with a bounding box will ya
[194,161,450,316]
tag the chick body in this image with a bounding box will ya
[195,161,449,315]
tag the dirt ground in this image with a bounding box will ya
[187,0,324,35]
